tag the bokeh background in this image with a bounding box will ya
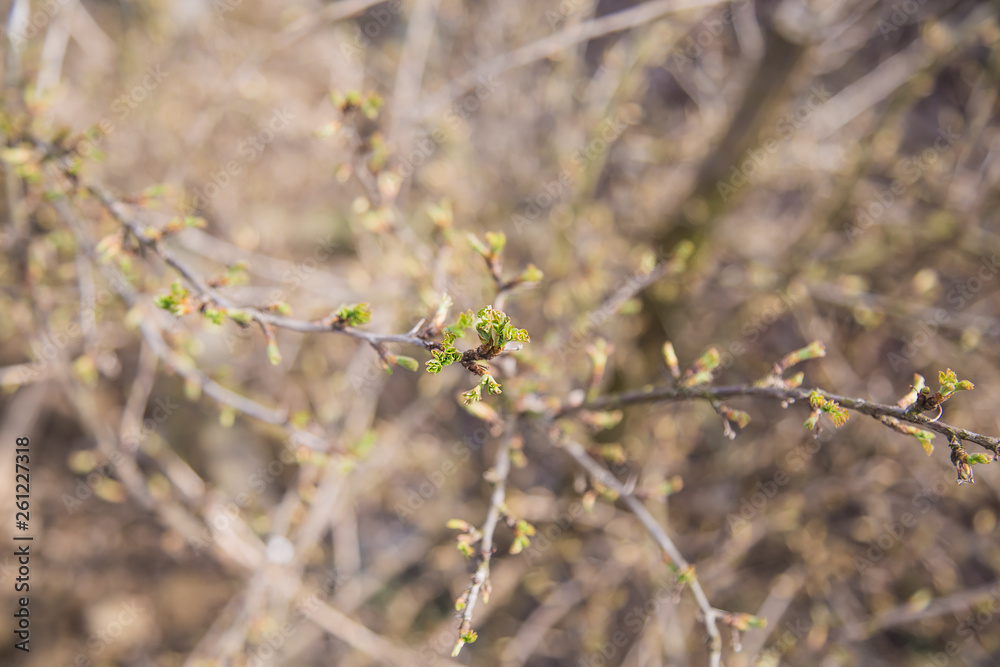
[2,0,1000,665]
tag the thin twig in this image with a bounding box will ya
[842,579,1000,641]
[555,384,1000,455]
[452,418,514,656]
[52,193,331,449]
[87,184,436,350]
[557,434,724,667]
[417,0,725,119]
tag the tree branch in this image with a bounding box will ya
[555,383,1000,456]
[86,184,437,350]
[555,433,727,667]
[451,418,514,656]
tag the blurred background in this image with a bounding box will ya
[2,0,1000,665]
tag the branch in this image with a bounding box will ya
[51,193,331,450]
[555,383,1000,457]
[86,184,437,350]
[416,0,725,119]
[450,419,514,656]
[841,579,1000,641]
[556,433,742,667]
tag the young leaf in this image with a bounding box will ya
[335,303,372,327]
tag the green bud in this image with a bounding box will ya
[395,355,419,372]
[266,342,282,366]
[335,302,372,326]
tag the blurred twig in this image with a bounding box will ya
[417,0,726,118]
[842,579,1000,641]
[556,433,727,667]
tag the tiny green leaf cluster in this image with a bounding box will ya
[426,346,463,375]
[462,373,502,405]
[662,341,680,378]
[725,612,768,631]
[718,405,751,429]
[425,307,528,404]
[806,391,849,428]
[203,307,226,325]
[214,261,248,287]
[518,263,543,283]
[452,630,478,656]
[426,310,474,374]
[444,311,475,339]
[938,369,974,400]
[913,428,935,455]
[334,302,372,327]
[474,305,529,354]
[394,355,419,372]
[155,281,192,315]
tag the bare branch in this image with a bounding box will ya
[556,433,725,667]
